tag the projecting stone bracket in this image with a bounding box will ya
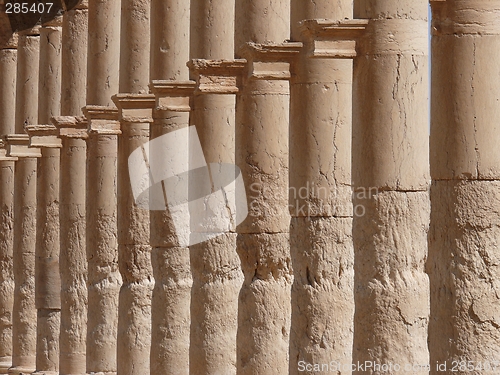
[4,134,42,158]
[52,116,89,139]
[298,19,369,59]
[188,59,247,94]
[112,94,156,123]
[0,140,17,161]
[25,124,63,148]
[149,80,196,113]
[83,106,121,135]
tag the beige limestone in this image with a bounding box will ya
[149,81,194,375]
[188,1,242,372]
[0,143,16,374]
[25,125,62,375]
[83,106,121,375]
[113,95,154,375]
[61,0,88,116]
[429,1,500,372]
[0,31,17,375]
[235,41,300,374]
[86,0,120,106]
[5,135,41,375]
[52,116,88,375]
[288,2,365,371]
[352,0,430,371]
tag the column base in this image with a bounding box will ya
[32,372,58,375]
[8,366,36,375]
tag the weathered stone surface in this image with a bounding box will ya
[353,191,430,373]
[0,48,17,135]
[236,233,292,375]
[289,217,353,374]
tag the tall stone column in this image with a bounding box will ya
[61,0,88,116]
[429,1,500,371]
[0,141,16,374]
[5,135,41,375]
[289,10,367,372]
[113,95,154,375]
[149,0,192,373]
[52,117,88,375]
[30,14,63,375]
[25,125,62,375]
[352,0,430,371]
[149,81,195,375]
[188,0,243,373]
[8,25,40,375]
[0,29,17,375]
[83,106,121,375]
[235,42,301,375]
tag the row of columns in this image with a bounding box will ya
[0,0,499,374]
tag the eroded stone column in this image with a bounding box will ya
[61,0,88,116]
[25,125,61,375]
[149,0,192,372]
[8,26,40,375]
[0,142,16,374]
[149,82,194,375]
[235,42,300,374]
[52,117,88,375]
[188,1,243,373]
[83,107,121,375]
[0,29,17,375]
[5,135,41,375]
[113,95,154,375]
[289,9,366,372]
[352,0,430,371]
[429,1,500,371]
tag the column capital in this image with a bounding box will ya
[187,59,247,94]
[299,19,369,58]
[18,25,41,37]
[83,106,121,135]
[41,14,63,28]
[149,80,196,112]
[52,116,89,139]
[4,134,42,158]
[238,42,303,80]
[0,140,18,161]
[111,94,155,123]
[25,124,63,148]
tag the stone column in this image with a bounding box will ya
[5,135,41,375]
[0,142,16,374]
[188,0,242,373]
[25,125,62,375]
[83,106,121,375]
[149,81,195,375]
[8,25,40,375]
[149,0,192,373]
[86,0,120,106]
[352,0,430,371]
[235,42,301,375]
[112,94,154,375]
[0,29,17,375]
[30,14,63,375]
[52,116,88,375]
[288,14,366,372]
[187,59,245,375]
[429,1,500,371]
[61,0,88,116]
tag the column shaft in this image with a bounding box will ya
[53,117,88,375]
[84,107,121,375]
[189,1,241,374]
[289,2,356,372]
[429,1,500,371]
[352,0,430,371]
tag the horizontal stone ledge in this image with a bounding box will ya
[52,116,89,139]
[4,134,42,158]
[150,80,196,112]
[112,93,155,123]
[83,105,121,134]
[188,59,247,94]
[25,124,62,148]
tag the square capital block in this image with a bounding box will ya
[52,116,89,139]
[188,59,247,94]
[0,140,17,161]
[149,80,196,112]
[111,93,155,123]
[299,19,368,58]
[4,134,42,158]
[83,105,121,135]
[25,124,62,148]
